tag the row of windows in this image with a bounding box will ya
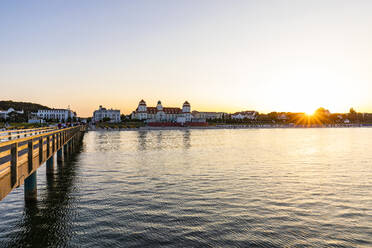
[95,114,120,118]
[38,110,69,113]
[138,113,189,117]
[38,114,67,118]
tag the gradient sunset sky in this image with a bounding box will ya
[1,0,372,117]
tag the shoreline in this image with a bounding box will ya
[88,124,372,131]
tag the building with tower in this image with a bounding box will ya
[131,100,192,123]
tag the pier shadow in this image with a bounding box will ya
[2,145,84,248]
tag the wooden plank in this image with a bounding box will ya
[17,144,28,151]
[0,162,10,172]
[18,154,28,165]
[0,167,10,179]
[0,150,10,159]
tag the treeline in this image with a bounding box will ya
[0,100,51,123]
[208,108,372,125]
[0,100,50,113]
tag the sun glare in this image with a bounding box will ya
[305,110,315,116]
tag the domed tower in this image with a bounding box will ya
[137,99,147,120]
[156,100,163,111]
[183,101,191,121]
[138,99,147,112]
[182,101,190,113]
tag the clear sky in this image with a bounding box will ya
[1,0,371,117]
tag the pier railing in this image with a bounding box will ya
[0,127,57,141]
[0,125,86,201]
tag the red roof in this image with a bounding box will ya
[164,107,182,114]
[142,107,182,114]
[147,107,157,114]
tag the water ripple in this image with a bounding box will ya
[1,128,372,247]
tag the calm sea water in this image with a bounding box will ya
[0,128,371,247]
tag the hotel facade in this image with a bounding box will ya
[36,109,76,122]
[131,100,192,123]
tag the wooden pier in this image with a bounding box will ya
[0,125,86,202]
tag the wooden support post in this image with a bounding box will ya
[57,148,63,162]
[24,171,37,201]
[68,141,71,155]
[27,140,33,173]
[63,143,68,159]
[46,156,54,174]
[10,143,18,187]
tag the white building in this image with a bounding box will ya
[231,111,258,120]
[131,100,192,123]
[192,111,225,119]
[92,105,121,123]
[0,108,24,120]
[36,109,76,122]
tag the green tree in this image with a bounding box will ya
[102,117,111,122]
[348,108,357,123]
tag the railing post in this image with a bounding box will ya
[52,134,55,153]
[10,143,18,187]
[47,136,50,158]
[56,133,59,149]
[27,140,33,173]
[39,137,43,164]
